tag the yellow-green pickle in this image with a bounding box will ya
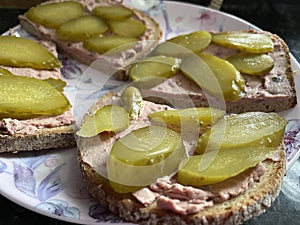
[0,36,61,69]
[107,126,186,193]
[26,1,84,28]
[0,74,70,119]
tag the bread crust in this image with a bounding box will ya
[77,92,286,225]
[0,125,76,153]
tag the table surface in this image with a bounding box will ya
[0,0,300,225]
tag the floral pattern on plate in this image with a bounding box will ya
[0,1,299,225]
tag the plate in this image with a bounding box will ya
[1,1,300,224]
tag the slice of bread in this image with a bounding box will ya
[77,92,286,225]
[0,39,76,153]
[18,0,162,66]
[135,30,297,113]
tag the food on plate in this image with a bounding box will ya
[77,87,287,225]
[124,30,296,113]
[0,35,75,153]
[18,0,162,66]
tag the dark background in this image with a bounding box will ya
[0,0,300,224]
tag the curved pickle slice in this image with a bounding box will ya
[107,126,186,193]
[0,74,70,119]
[149,107,225,127]
[212,32,274,53]
[121,86,143,120]
[226,53,274,75]
[76,105,129,137]
[109,18,146,38]
[0,36,61,69]
[178,145,279,186]
[56,15,108,42]
[92,5,133,20]
[83,36,137,54]
[196,112,287,154]
[180,53,245,101]
[153,30,212,57]
[129,55,180,81]
[26,1,84,28]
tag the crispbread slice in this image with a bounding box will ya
[136,30,297,113]
[77,92,286,225]
[0,39,76,153]
[18,0,162,66]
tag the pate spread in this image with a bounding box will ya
[133,162,267,215]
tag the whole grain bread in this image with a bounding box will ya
[0,39,76,153]
[77,92,286,225]
[18,0,162,66]
[131,30,297,113]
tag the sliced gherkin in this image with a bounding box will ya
[26,1,84,28]
[56,15,108,42]
[0,36,61,69]
[92,5,133,20]
[180,53,245,101]
[83,36,137,54]
[129,55,181,81]
[109,18,146,38]
[153,30,212,57]
[107,126,186,193]
[212,32,274,53]
[76,105,129,137]
[178,145,279,186]
[121,86,143,120]
[0,74,71,119]
[196,112,287,154]
[149,107,225,127]
[226,53,274,75]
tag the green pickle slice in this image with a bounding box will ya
[83,36,137,54]
[153,30,212,57]
[178,145,279,186]
[196,112,287,154]
[0,36,61,69]
[56,15,108,42]
[180,52,245,101]
[226,53,274,75]
[107,126,186,193]
[92,6,133,20]
[109,18,146,38]
[121,86,143,120]
[149,107,225,127]
[212,32,274,53]
[0,74,70,119]
[26,1,84,28]
[76,105,129,137]
[129,55,180,81]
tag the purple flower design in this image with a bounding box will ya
[35,199,80,219]
[284,119,300,162]
[13,154,65,201]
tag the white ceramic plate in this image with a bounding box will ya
[1,1,300,224]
